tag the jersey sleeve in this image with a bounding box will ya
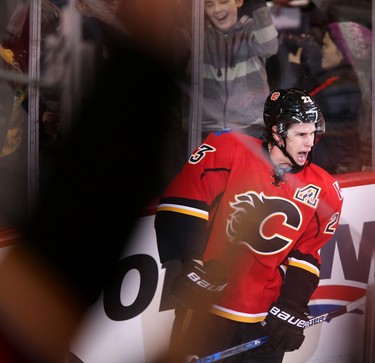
[279,178,344,308]
[155,131,234,263]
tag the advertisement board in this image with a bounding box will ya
[67,183,375,363]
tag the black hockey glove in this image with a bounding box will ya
[263,300,309,352]
[170,259,228,310]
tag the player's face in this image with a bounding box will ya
[204,0,243,33]
[284,123,316,166]
[321,31,344,69]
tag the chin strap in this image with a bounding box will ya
[271,142,305,187]
[274,136,313,169]
[275,142,300,169]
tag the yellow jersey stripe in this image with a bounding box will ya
[210,305,267,323]
[157,203,209,220]
[288,257,320,277]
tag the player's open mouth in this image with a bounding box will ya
[297,151,308,163]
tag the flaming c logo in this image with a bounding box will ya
[226,191,302,255]
[270,91,281,101]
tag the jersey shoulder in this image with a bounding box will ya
[308,162,337,183]
[306,163,344,204]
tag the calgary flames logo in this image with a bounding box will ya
[226,191,302,255]
[270,91,281,101]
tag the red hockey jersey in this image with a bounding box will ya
[155,130,344,323]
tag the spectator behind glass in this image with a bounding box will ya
[282,21,371,174]
[266,0,328,91]
[328,22,372,171]
[202,0,278,139]
[0,0,61,227]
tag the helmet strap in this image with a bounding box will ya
[274,137,307,170]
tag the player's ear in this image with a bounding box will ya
[236,0,244,8]
[271,125,280,139]
[271,125,283,144]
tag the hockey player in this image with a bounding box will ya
[155,88,344,363]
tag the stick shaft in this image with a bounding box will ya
[193,296,366,363]
[306,295,366,327]
[194,336,269,363]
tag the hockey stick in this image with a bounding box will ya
[305,295,366,327]
[191,295,366,363]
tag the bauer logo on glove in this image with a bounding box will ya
[268,304,309,328]
[263,300,309,352]
[171,259,228,310]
